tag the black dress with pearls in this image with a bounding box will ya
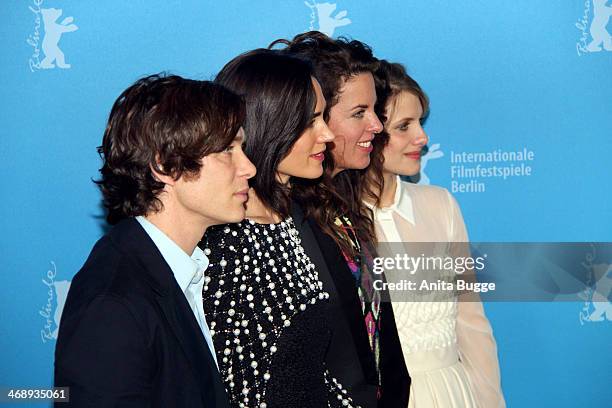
[201,218,359,408]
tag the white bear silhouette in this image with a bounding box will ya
[51,280,72,338]
[587,0,612,52]
[40,8,78,69]
[305,1,351,37]
[418,143,444,185]
[588,264,612,321]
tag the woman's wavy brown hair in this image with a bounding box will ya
[271,31,381,256]
[365,60,429,207]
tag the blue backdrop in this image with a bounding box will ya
[1,1,610,406]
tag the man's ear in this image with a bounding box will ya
[150,159,177,186]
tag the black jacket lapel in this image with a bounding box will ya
[307,217,378,380]
[291,204,378,407]
[155,291,229,407]
[110,219,230,408]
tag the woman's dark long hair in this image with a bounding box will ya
[271,31,380,256]
[365,60,430,206]
[215,49,316,218]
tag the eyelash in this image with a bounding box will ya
[353,110,365,118]
[397,122,411,131]
[223,145,235,153]
[397,119,424,131]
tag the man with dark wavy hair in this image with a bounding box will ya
[54,74,255,407]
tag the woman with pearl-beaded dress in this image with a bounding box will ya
[199,49,361,408]
[362,61,505,408]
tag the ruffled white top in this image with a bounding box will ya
[367,177,505,408]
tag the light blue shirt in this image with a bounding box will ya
[136,216,218,367]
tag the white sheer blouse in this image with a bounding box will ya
[367,177,505,408]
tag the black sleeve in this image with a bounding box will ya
[54,296,154,407]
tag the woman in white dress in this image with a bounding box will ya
[363,61,506,408]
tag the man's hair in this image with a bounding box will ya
[215,49,316,218]
[96,73,245,225]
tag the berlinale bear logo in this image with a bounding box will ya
[305,1,351,37]
[585,264,612,322]
[40,262,71,342]
[579,263,612,324]
[576,0,612,55]
[40,8,78,69]
[418,144,444,185]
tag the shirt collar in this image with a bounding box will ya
[365,175,415,225]
[136,216,209,293]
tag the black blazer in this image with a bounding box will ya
[291,204,410,408]
[54,218,229,408]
